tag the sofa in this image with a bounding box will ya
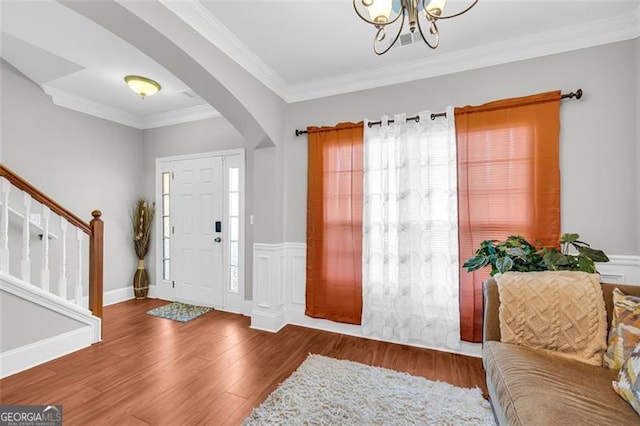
[483,278,640,425]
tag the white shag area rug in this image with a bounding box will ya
[244,354,495,425]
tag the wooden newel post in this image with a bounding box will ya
[89,210,104,321]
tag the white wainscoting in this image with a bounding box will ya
[597,255,640,285]
[251,243,483,357]
[250,243,640,358]
[250,243,289,332]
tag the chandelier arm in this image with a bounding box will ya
[352,0,404,27]
[374,10,405,55]
[415,13,439,49]
[423,0,479,20]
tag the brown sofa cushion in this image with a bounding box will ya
[484,341,639,425]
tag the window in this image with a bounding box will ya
[227,167,240,293]
[305,123,364,325]
[161,171,171,281]
[455,91,561,343]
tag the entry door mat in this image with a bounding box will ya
[146,302,214,323]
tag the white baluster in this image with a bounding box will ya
[58,218,68,300]
[0,178,10,273]
[40,206,50,291]
[75,228,83,306]
[21,193,31,282]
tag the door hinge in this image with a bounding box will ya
[172,226,175,234]
[172,280,175,288]
[171,172,175,180]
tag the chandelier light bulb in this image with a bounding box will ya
[365,0,394,24]
[426,0,447,17]
[353,0,479,55]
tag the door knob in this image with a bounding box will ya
[214,237,222,243]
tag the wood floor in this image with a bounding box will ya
[0,298,487,425]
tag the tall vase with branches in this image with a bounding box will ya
[132,198,154,299]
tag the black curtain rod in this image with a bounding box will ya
[294,89,583,136]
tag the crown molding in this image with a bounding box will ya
[141,104,221,129]
[42,85,219,130]
[161,1,638,104]
[37,4,640,127]
[42,85,143,128]
[286,7,640,102]
[160,0,290,101]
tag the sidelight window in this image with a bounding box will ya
[228,167,240,293]
[161,171,171,281]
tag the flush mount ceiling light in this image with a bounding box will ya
[124,75,161,99]
[353,0,479,55]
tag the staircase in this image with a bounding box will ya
[0,163,103,378]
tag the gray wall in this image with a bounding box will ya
[142,117,255,299]
[2,56,271,306]
[2,36,639,325]
[283,39,640,256]
[0,290,84,351]
[636,38,640,256]
[1,60,144,291]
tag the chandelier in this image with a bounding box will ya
[353,0,479,55]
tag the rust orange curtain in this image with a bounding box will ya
[455,91,561,342]
[306,122,364,325]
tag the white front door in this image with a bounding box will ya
[156,150,245,313]
[172,156,223,307]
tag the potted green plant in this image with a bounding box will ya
[540,233,610,273]
[463,233,609,276]
[131,198,155,299]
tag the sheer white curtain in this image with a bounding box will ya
[361,109,460,350]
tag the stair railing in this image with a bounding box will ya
[0,163,103,322]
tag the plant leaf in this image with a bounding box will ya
[543,250,569,270]
[578,255,596,273]
[576,246,610,262]
[560,233,580,243]
[463,255,489,272]
[495,257,514,274]
[505,247,525,258]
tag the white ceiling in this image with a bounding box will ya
[0,0,219,129]
[202,0,637,85]
[1,0,639,128]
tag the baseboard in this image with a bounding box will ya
[0,327,93,379]
[250,309,286,333]
[104,286,135,306]
[286,308,482,358]
[80,286,136,308]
